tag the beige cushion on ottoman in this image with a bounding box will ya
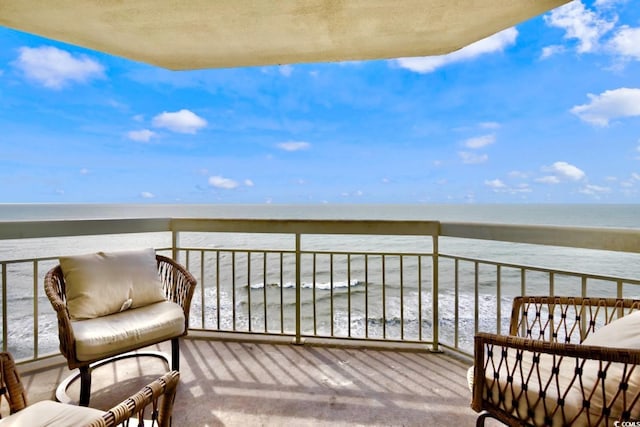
[0,400,104,426]
[72,301,185,362]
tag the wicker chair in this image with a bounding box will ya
[44,253,196,406]
[471,296,640,426]
[0,351,179,426]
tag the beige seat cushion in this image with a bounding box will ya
[467,365,474,391]
[72,301,185,361]
[0,400,104,426]
[478,350,587,426]
[60,248,166,320]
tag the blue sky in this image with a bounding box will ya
[1,0,640,204]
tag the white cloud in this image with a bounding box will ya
[513,184,532,193]
[127,129,156,142]
[464,134,496,149]
[277,141,311,151]
[485,179,506,189]
[595,0,628,7]
[140,192,155,199]
[509,170,528,179]
[208,175,239,189]
[244,179,254,187]
[13,46,104,89]
[459,151,488,164]
[571,88,640,126]
[395,27,517,73]
[609,26,640,60]
[279,65,293,77]
[540,44,566,59]
[485,179,532,194]
[544,161,586,181]
[479,122,500,130]
[579,184,611,195]
[79,168,90,175]
[620,173,639,189]
[341,190,364,198]
[152,109,207,134]
[544,1,616,53]
[536,175,561,184]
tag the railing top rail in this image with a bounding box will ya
[169,218,440,236]
[0,217,639,254]
[0,218,171,240]
[440,222,640,253]
[438,252,640,285]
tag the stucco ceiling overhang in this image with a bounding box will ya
[0,0,569,70]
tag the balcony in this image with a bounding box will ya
[1,217,639,424]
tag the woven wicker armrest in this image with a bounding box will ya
[43,265,78,363]
[475,332,640,364]
[509,296,640,343]
[473,332,640,425]
[86,370,180,427]
[156,255,197,327]
[0,352,28,415]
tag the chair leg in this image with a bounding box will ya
[79,366,92,406]
[476,411,499,427]
[171,337,180,371]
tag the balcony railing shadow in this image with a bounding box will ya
[16,339,479,426]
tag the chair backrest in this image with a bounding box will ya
[510,296,640,343]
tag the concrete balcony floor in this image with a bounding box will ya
[18,337,480,426]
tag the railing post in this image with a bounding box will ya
[294,233,303,345]
[2,262,6,352]
[432,233,440,352]
[171,228,179,261]
[33,261,39,359]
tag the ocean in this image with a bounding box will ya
[1,203,639,358]
[1,203,639,225]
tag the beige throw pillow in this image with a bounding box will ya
[578,310,640,420]
[582,310,640,348]
[60,248,166,320]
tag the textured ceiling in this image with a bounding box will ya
[0,0,569,70]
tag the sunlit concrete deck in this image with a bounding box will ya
[18,337,481,426]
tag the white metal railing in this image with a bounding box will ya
[0,217,639,362]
